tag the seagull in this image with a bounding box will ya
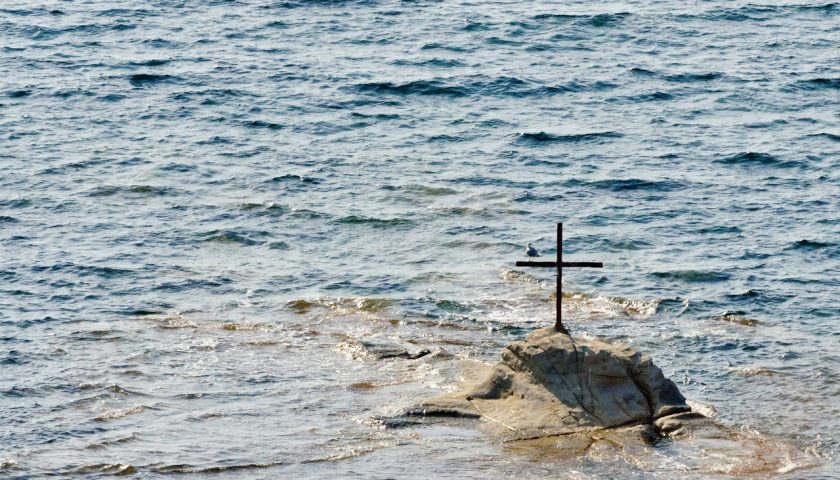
[525,242,540,261]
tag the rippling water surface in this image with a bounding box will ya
[1,0,838,478]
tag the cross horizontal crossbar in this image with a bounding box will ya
[514,261,603,268]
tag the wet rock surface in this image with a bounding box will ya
[405,327,697,440]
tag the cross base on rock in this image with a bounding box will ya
[514,223,603,332]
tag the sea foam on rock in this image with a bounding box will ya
[404,327,703,440]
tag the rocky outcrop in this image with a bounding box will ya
[405,327,699,440]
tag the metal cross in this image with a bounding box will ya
[515,222,603,333]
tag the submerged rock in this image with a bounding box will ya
[357,337,432,360]
[405,327,697,440]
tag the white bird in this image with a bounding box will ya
[525,242,540,259]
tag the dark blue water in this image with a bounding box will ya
[1,1,838,477]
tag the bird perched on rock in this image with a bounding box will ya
[525,242,540,260]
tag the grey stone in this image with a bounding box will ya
[408,327,693,440]
[358,338,432,360]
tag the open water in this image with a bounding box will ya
[1,0,838,478]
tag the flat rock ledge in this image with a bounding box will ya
[403,327,703,441]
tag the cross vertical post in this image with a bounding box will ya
[556,222,562,332]
[514,222,603,332]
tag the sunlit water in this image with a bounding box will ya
[1,0,838,478]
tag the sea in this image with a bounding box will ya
[1,0,838,478]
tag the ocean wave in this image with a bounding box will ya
[94,405,145,421]
[808,132,840,142]
[787,77,840,91]
[532,12,631,27]
[715,152,801,168]
[650,270,731,282]
[86,185,178,197]
[353,80,468,97]
[70,463,137,475]
[788,239,835,250]
[663,72,721,82]
[154,462,281,474]
[128,73,178,87]
[514,131,623,144]
[5,89,31,98]
[574,178,687,192]
[336,215,414,228]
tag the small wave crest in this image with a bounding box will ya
[94,405,145,421]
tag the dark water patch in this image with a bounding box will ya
[336,216,414,228]
[96,8,153,17]
[0,216,19,223]
[153,277,234,293]
[74,266,134,278]
[787,77,840,91]
[130,58,170,67]
[572,178,686,192]
[6,90,31,98]
[513,192,564,202]
[693,225,742,235]
[725,289,790,305]
[427,134,464,142]
[392,58,466,68]
[269,241,289,250]
[600,238,652,251]
[353,80,468,97]
[695,6,773,22]
[664,72,721,82]
[485,36,524,46]
[0,198,31,209]
[541,80,618,95]
[744,119,788,129]
[396,184,458,196]
[533,12,631,27]
[650,270,731,282]
[239,202,290,216]
[99,93,127,102]
[159,162,196,173]
[65,22,137,35]
[172,88,254,103]
[514,131,623,145]
[788,239,835,250]
[462,20,493,32]
[87,185,178,197]
[18,25,62,40]
[30,263,133,279]
[200,230,265,246]
[630,67,656,76]
[243,119,284,130]
[266,174,321,185]
[588,12,631,27]
[420,42,472,52]
[630,91,675,101]
[809,132,840,142]
[715,152,796,168]
[128,73,178,87]
[350,112,400,120]
[448,176,538,189]
[142,38,182,49]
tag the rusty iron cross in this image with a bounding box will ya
[515,223,603,333]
